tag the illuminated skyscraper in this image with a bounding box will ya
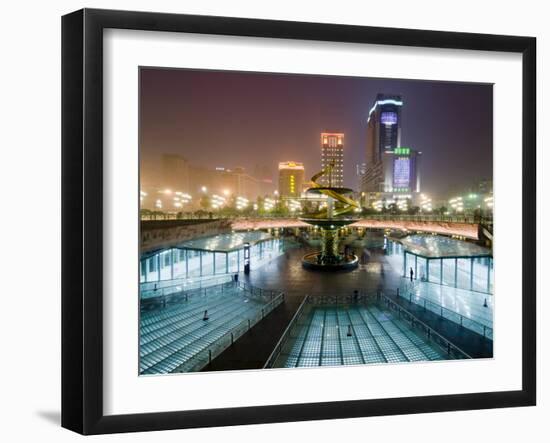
[391,147,421,193]
[366,94,403,162]
[320,132,344,187]
[361,94,421,207]
[278,161,305,198]
[362,94,403,193]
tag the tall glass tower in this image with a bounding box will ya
[366,94,403,164]
[362,94,404,193]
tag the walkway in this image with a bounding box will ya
[274,302,449,368]
[201,297,304,371]
[397,278,493,328]
[381,291,493,358]
[240,245,402,299]
[140,283,279,374]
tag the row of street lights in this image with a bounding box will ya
[141,187,283,212]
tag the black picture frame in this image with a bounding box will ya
[61,8,536,435]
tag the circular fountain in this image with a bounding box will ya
[300,164,360,270]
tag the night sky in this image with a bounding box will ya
[140,68,492,198]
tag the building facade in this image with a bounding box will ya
[278,161,305,198]
[182,166,262,203]
[362,94,403,193]
[320,132,344,187]
[360,94,422,207]
[161,154,190,193]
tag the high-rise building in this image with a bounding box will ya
[362,94,403,193]
[278,161,305,198]
[253,164,276,197]
[367,94,403,160]
[320,132,344,187]
[356,162,367,191]
[473,178,493,195]
[188,166,262,201]
[361,94,422,207]
[161,154,190,192]
[390,147,421,193]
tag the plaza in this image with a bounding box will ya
[139,226,494,374]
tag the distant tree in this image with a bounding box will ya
[199,195,210,210]
[303,200,315,215]
[256,196,264,214]
[272,201,290,217]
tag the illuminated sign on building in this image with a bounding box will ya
[393,157,411,189]
[381,111,398,125]
[278,161,305,198]
[278,161,304,170]
[394,147,410,155]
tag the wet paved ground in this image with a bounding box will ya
[241,244,402,299]
[204,244,493,371]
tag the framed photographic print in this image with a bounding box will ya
[61,8,536,435]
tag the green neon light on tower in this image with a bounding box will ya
[394,147,410,155]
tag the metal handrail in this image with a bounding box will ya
[172,291,285,373]
[140,213,493,224]
[237,281,278,300]
[396,287,493,339]
[140,280,277,311]
[140,274,233,299]
[376,291,473,359]
[263,294,310,369]
[305,292,374,305]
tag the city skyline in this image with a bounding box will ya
[137,68,495,377]
[140,67,492,199]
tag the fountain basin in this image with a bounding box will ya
[302,252,359,271]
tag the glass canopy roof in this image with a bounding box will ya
[178,231,273,252]
[399,234,491,258]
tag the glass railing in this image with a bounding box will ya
[394,288,493,340]
[237,281,287,302]
[140,274,233,300]
[140,213,493,224]
[361,214,493,224]
[265,291,472,367]
[376,292,473,360]
[263,294,310,369]
[264,292,379,369]
[140,280,237,311]
[305,292,375,306]
[173,291,285,373]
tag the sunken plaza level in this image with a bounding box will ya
[138,215,494,373]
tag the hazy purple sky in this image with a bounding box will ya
[140,68,492,198]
